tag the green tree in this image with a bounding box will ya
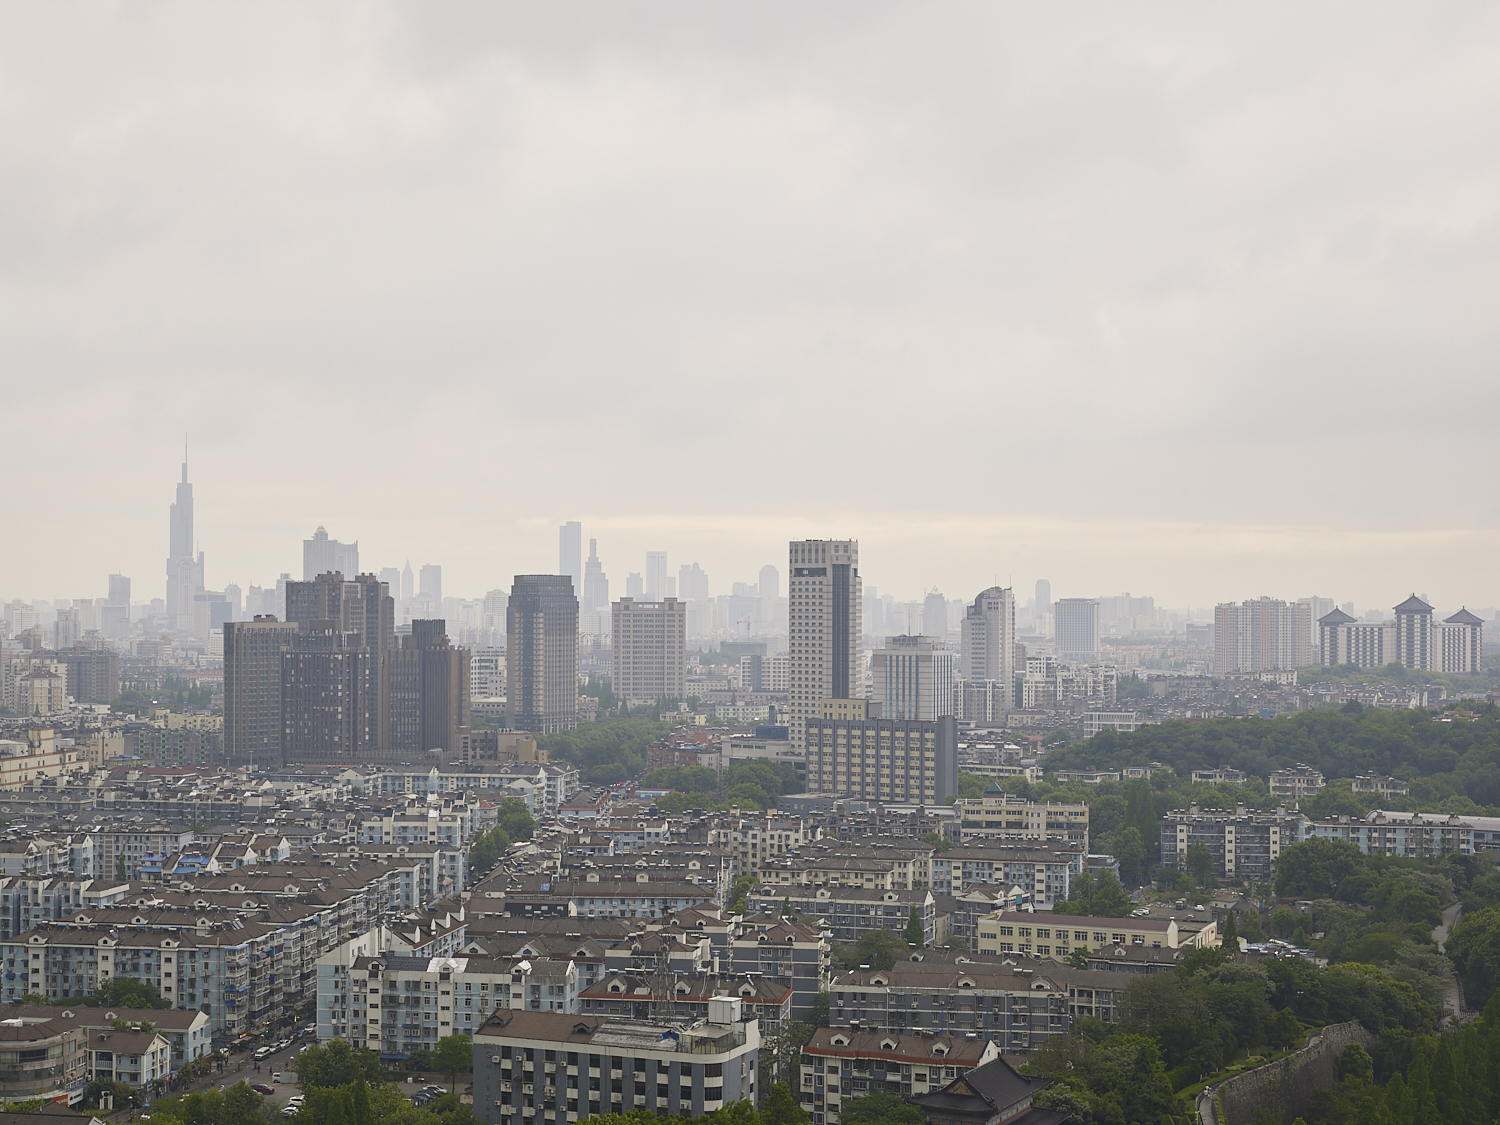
[922,831,951,853]
[1088,870,1132,917]
[431,1034,474,1093]
[1274,838,1366,899]
[1447,906,1500,1011]
[851,929,907,971]
[729,875,759,913]
[760,1083,810,1125]
[1110,826,1146,887]
[1186,842,1214,888]
[1221,908,1239,950]
[294,1039,387,1089]
[903,907,924,946]
[1270,906,1295,938]
[496,797,535,842]
[807,992,830,1028]
[838,1090,924,1125]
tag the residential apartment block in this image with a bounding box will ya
[1159,804,1306,881]
[804,699,958,805]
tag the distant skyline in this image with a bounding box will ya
[2,444,1494,616]
[4,5,1499,610]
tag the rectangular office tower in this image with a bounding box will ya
[281,626,383,762]
[805,698,958,804]
[1054,598,1100,663]
[960,586,1015,717]
[870,635,955,721]
[611,597,687,706]
[787,539,861,752]
[507,575,580,734]
[303,526,359,581]
[388,619,471,761]
[223,616,299,763]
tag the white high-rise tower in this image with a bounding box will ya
[787,539,862,752]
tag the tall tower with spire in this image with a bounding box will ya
[166,448,204,631]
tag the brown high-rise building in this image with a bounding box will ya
[284,571,395,652]
[507,575,579,734]
[281,625,382,763]
[54,647,120,704]
[388,619,470,762]
[223,616,299,764]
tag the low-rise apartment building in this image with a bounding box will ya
[1159,804,1306,881]
[927,843,1084,905]
[951,791,1089,849]
[1269,766,1325,802]
[743,886,935,949]
[799,1026,997,1125]
[472,1002,760,1124]
[976,911,1183,959]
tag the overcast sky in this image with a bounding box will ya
[4,3,1499,612]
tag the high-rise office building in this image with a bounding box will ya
[281,626,382,763]
[805,698,958,804]
[870,635,955,721]
[626,573,644,599]
[224,582,242,623]
[303,527,359,581]
[506,575,579,734]
[645,552,668,601]
[108,574,131,608]
[787,539,862,753]
[559,521,583,596]
[418,565,443,611]
[960,587,1016,690]
[379,567,401,601]
[165,456,204,631]
[402,562,415,603]
[583,539,609,611]
[1054,599,1100,663]
[922,589,948,638]
[677,562,709,602]
[223,616,300,764]
[1035,579,1052,618]
[612,598,687,706]
[285,571,396,653]
[759,565,779,602]
[388,619,471,761]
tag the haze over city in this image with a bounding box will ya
[4,4,1500,609]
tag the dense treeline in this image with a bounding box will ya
[467,796,535,876]
[539,717,671,785]
[1044,707,1500,813]
[1022,941,1434,1125]
[647,760,803,812]
[1300,993,1500,1125]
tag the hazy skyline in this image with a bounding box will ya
[4,4,1499,608]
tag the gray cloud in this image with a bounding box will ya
[2,2,1498,607]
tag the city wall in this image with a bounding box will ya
[1212,1020,1375,1125]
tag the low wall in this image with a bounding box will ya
[1211,1021,1375,1125]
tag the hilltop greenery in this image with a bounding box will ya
[648,759,803,813]
[539,716,671,785]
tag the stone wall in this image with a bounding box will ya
[1212,1021,1376,1125]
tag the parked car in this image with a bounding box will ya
[282,1108,298,1117]
[250,1084,275,1096]
[423,1086,446,1096]
[254,1047,273,1061]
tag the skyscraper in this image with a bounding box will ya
[626,573,644,599]
[759,565,779,602]
[960,586,1016,697]
[388,619,471,761]
[583,539,609,611]
[402,562,415,603]
[677,562,709,602]
[1035,579,1052,618]
[103,574,132,640]
[559,522,583,597]
[1055,598,1101,663]
[165,455,204,631]
[223,616,299,764]
[379,567,401,599]
[922,589,948,638]
[870,635,956,721]
[506,575,579,734]
[645,552,668,601]
[303,526,359,581]
[612,597,687,706]
[224,582,242,623]
[419,565,443,611]
[787,539,862,753]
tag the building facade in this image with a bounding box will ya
[611,599,687,706]
[804,699,958,805]
[1053,599,1099,664]
[870,636,955,722]
[959,587,1015,697]
[787,540,862,754]
[507,576,580,735]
